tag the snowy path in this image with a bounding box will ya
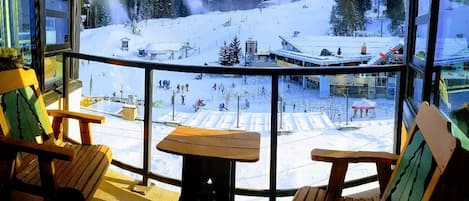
[156,110,335,132]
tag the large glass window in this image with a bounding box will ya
[434,0,469,134]
[77,0,407,199]
[0,0,32,65]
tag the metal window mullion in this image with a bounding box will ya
[422,0,441,103]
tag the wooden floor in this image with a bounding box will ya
[92,169,180,201]
[10,169,180,201]
[11,169,380,201]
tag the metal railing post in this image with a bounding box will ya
[270,75,279,201]
[143,67,153,185]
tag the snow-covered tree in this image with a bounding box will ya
[229,36,242,64]
[330,0,363,36]
[219,36,242,66]
[219,41,231,66]
[386,0,405,36]
[355,0,372,27]
[90,0,111,27]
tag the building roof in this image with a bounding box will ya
[144,43,182,53]
[433,37,469,66]
[273,35,403,66]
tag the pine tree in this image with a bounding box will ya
[229,36,242,65]
[386,0,405,35]
[219,41,231,66]
[90,0,111,27]
[330,0,362,36]
[354,0,372,27]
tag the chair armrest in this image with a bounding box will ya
[0,136,75,161]
[47,110,105,124]
[311,148,398,164]
[311,149,399,200]
[47,110,105,145]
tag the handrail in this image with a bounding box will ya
[63,51,406,199]
[63,51,403,75]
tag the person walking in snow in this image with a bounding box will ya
[186,83,189,92]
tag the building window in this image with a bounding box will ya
[45,0,70,47]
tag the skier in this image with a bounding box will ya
[219,102,228,111]
[186,83,189,92]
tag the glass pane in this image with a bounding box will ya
[76,59,145,169]
[277,73,396,190]
[46,0,68,12]
[0,0,32,65]
[44,55,63,86]
[46,17,69,44]
[436,0,469,134]
[413,24,429,65]
[409,70,425,108]
[418,0,431,16]
[151,73,271,194]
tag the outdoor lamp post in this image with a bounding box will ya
[344,87,349,125]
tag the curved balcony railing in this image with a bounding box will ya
[62,51,406,200]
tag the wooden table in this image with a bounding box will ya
[157,126,260,201]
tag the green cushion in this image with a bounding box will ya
[1,87,52,141]
[385,130,434,201]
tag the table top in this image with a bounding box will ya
[157,126,260,162]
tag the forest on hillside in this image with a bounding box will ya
[85,0,405,36]
[86,0,264,28]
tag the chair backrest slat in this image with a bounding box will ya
[382,102,457,201]
[0,68,52,142]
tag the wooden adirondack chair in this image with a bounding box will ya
[0,68,112,201]
[293,102,469,201]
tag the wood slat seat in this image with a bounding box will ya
[294,187,377,201]
[14,144,112,200]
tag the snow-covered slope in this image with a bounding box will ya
[81,0,334,65]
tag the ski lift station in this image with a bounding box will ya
[271,34,404,99]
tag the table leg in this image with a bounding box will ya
[180,156,235,201]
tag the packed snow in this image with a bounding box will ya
[75,0,413,200]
